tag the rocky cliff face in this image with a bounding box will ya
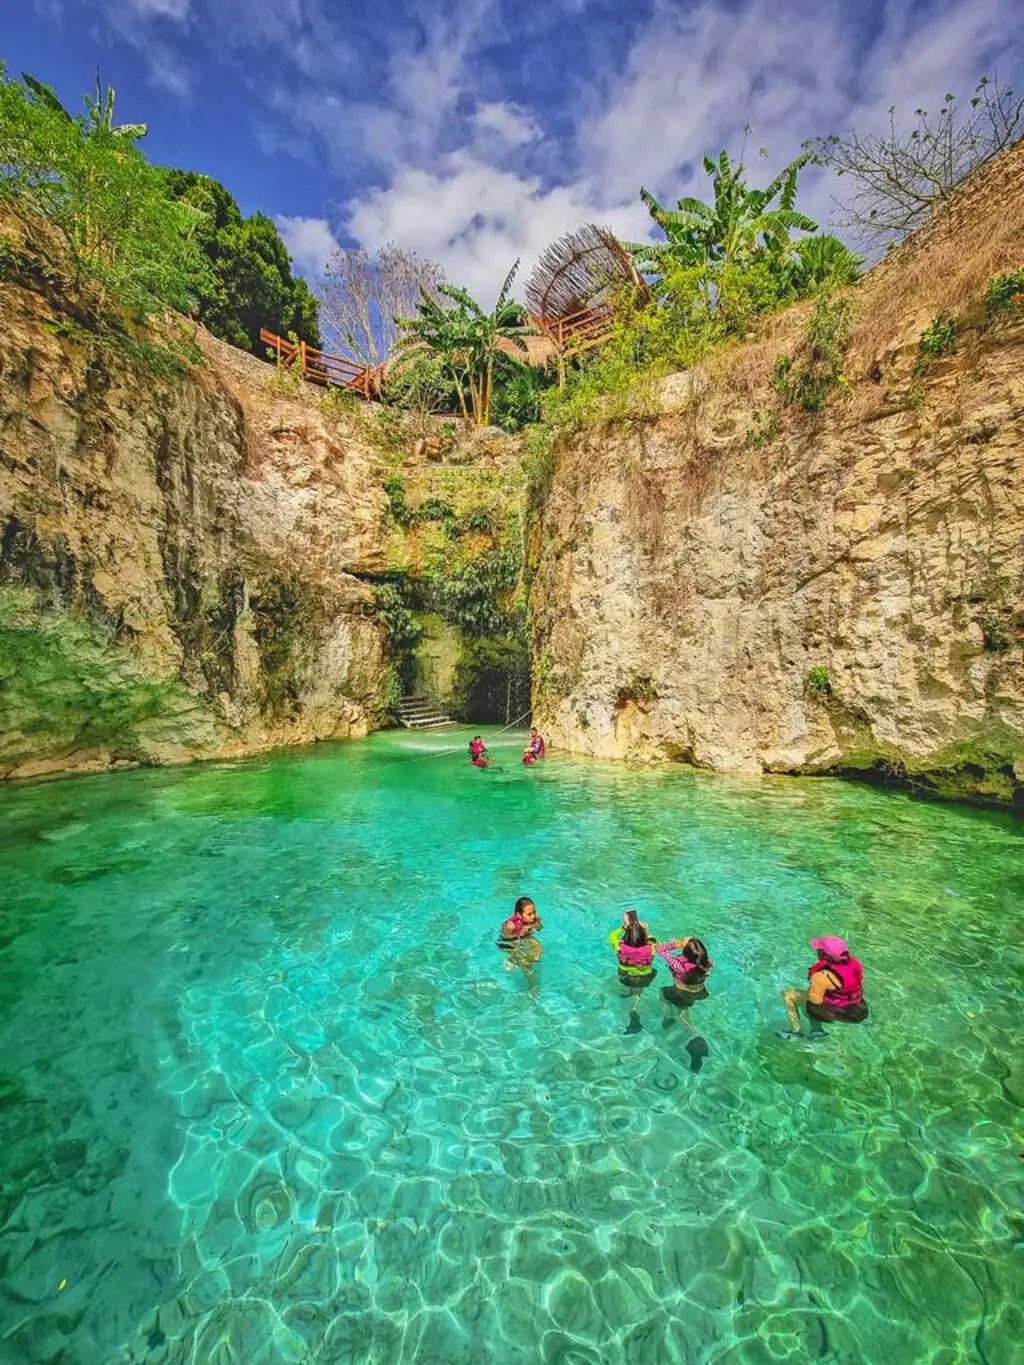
[532,147,1024,810]
[0,213,390,779]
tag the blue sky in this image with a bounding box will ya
[1,0,1021,300]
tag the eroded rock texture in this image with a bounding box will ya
[0,226,388,779]
[532,147,1024,809]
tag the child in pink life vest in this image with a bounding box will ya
[497,896,543,994]
[657,937,712,1071]
[779,935,868,1039]
[468,736,491,769]
[609,910,657,1035]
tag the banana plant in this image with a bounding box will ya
[396,261,534,426]
[632,150,817,283]
[22,69,148,141]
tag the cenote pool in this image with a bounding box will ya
[1,728,1022,1364]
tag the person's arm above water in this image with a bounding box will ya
[609,927,623,952]
[656,938,690,960]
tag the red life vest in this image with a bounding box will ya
[809,955,864,1010]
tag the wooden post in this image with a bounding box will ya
[298,340,307,381]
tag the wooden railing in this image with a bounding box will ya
[535,304,615,357]
[259,329,383,399]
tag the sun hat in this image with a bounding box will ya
[809,935,849,958]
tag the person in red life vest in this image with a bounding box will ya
[779,935,868,1039]
[609,909,658,1034]
[496,896,543,994]
[468,735,491,769]
[522,728,546,766]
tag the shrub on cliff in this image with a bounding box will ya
[0,66,207,320]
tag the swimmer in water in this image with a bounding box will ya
[522,728,546,766]
[469,736,491,769]
[779,935,868,1039]
[609,909,657,1035]
[657,935,712,1072]
[497,896,543,995]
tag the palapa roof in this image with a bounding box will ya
[524,223,647,324]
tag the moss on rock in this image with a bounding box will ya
[0,587,218,775]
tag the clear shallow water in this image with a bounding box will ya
[1,729,1023,1365]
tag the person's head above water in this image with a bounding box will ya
[515,896,538,921]
[530,727,538,736]
[621,908,650,946]
[681,937,710,969]
[810,935,850,962]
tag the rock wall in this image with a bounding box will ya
[0,215,390,779]
[532,150,1024,810]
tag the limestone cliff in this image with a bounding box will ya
[532,145,1024,809]
[0,212,391,779]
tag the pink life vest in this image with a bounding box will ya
[618,941,654,968]
[809,955,864,1010]
[503,912,531,940]
[663,950,712,987]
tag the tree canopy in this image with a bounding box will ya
[165,170,321,353]
[1,67,320,357]
[0,64,205,320]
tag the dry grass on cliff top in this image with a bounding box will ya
[712,137,1024,409]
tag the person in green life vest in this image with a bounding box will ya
[609,909,658,1035]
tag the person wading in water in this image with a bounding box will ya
[779,935,868,1039]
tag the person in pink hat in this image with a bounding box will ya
[779,935,868,1038]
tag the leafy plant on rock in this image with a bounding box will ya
[806,666,833,697]
[772,297,853,412]
[985,270,1024,317]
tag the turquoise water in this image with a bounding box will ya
[1,728,1023,1364]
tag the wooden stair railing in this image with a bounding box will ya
[259,328,384,399]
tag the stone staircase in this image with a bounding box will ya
[395,695,454,730]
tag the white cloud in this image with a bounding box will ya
[578,0,1020,232]
[275,215,341,276]
[473,101,542,148]
[124,0,190,18]
[346,152,651,305]
[86,0,1024,296]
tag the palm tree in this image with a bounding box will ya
[633,151,818,287]
[22,69,148,141]
[396,261,534,426]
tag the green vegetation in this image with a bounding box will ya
[0,66,319,360]
[166,171,320,353]
[530,151,860,439]
[1,65,206,322]
[918,313,957,359]
[772,297,853,412]
[394,261,534,426]
[806,666,833,698]
[985,270,1024,317]
[634,150,816,278]
[0,587,198,765]
[746,409,781,448]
